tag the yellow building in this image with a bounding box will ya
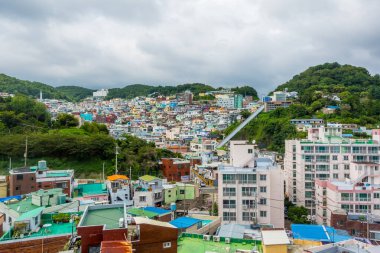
[261,229,290,253]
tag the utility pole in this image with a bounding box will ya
[102,162,105,181]
[115,144,119,174]
[367,211,370,240]
[24,137,28,167]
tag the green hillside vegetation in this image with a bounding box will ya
[231,63,380,153]
[56,86,94,101]
[0,95,180,177]
[0,74,68,100]
[106,83,215,99]
[231,86,258,99]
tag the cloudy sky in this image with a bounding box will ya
[1,0,380,94]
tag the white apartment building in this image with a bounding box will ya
[315,161,380,225]
[106,175,134,206]
[133,175,164,207]
[285,127,380,214]
[218,141,284,228]
[216,95,234,109]
[93,89,108,98]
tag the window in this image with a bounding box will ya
[333,174,338,179]
[343,156,349,161]
[374,193,380,199]
[180,190,185,194]
[332,155,338,161]
[375,205,380,210]
[34,216,39,225]
[223,187,236,196]
[56,182,67,189]
[341,193,353,201]
[223,199,236,208]
[242,199,255,208]
[305,182,313,189]
[305,191,313,198]
[16,174,23,180]
[344,174,350,179]
[260,211,267,217]
[139,196,146,202]
[260,175,266,181]
[344,165,350,170]
[8,217,12,223]
[15,186,20,191]
[260,187,266,193]
[222,174,236,184]
[248,149,253,154]
[163,242,171,248]
[331,146,340,153]
[259,198,266,205]
[223,212,236,221]
[238,174,256,184]
[242,212,255,221]
[333,165,338,170]
[293,145,296,152]
[242,187,255,196]
[31,177,34,181]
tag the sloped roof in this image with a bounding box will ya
[107,175,129,181]
[169,217,201,229]
[139,175,158,182]
[15,207,44,221]
[101,241,132,253]
[134,217,176,228]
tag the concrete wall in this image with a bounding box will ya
[263,244,287,253]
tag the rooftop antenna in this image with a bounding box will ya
[24,137,28,167]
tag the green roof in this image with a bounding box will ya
[127,208,157,218]
[75,183,107,197]
[139,175,158,182]
[7,197,40,214]
[178,236,261,253]
[15,207,44,221]
[81,207,124,229]
[46,172,71,177]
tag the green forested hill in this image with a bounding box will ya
[106,83,215,99]
[0,74,69,100]
[231,62,380,153]
[56,86,94,101]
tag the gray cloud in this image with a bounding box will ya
[0,0,380,94]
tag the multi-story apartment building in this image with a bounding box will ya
[133,175,164,207]
[106,174,133,206]
[285,127,380,214]
[9,160,74,197]
[315,160,380,225]
[217,141,284,228]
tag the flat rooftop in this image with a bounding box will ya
[177,235,261,253]
[81,206,124,229]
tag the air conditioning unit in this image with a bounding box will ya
[203,235,211,241]
[225,237,231,244]
[213,236,220,242]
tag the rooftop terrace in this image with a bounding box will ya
[80,206,124,229]
[177,234,261,253]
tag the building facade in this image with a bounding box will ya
[284,127,380,214]
[217,141,284,228]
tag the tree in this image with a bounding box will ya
[211,202,218,216]
[81,122,109,134]
[53,114,79,128]
[240,110,251,119]
[287,206,310,224]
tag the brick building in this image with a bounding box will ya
[160,158,191,182]
[77,204,178,253]
[9,160,74,197]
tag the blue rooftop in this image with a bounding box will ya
[142,206,171,215]
[291,224,351,243]
[169,217,201,229]
[0,195,22,203]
